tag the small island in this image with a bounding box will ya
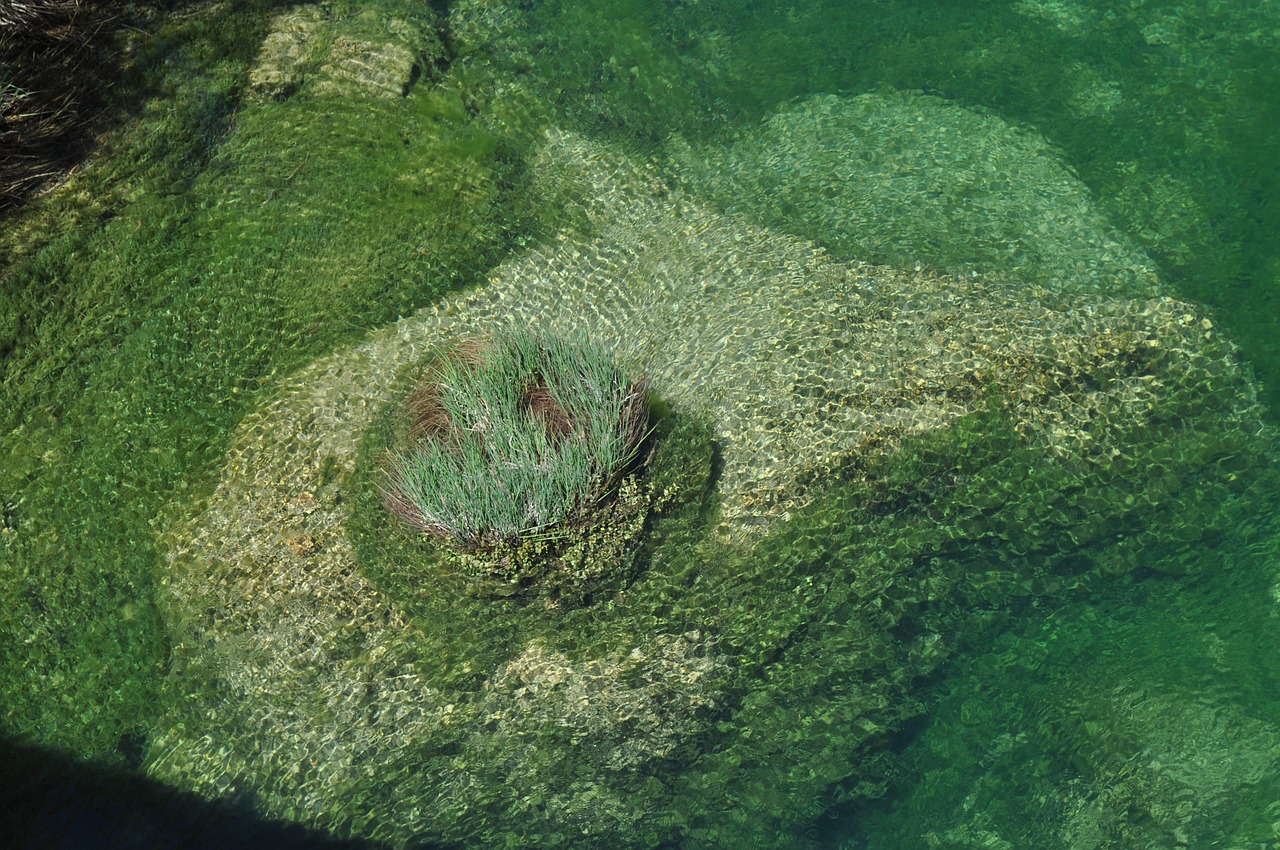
[380,331,655,602]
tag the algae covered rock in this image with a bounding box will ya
[146,123,1274,849]
[672,91,1161,297]
[246,5,326,98]
[248,4,441,100]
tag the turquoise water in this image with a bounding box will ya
[2,0,1279,847]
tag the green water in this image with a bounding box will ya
[2,0,1278,847]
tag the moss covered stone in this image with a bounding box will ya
[147,130,1276,849]
[671,91,1161,298]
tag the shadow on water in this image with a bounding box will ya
[0,737,431,850]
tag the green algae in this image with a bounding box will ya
[648,394,1278,846]
[0,0,526,762]
[671,92,1161,298]
[453,0,1280,407]
[2,0,1279,846]
[30,107,1280,850]
[849,523,1280,849]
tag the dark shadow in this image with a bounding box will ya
[0,736,428,850]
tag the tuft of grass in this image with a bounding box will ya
[383,331,651,552]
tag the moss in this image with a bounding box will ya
[0,0,527,761]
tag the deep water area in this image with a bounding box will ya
[2,1,1279,848]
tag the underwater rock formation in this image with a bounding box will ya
[248,5,439,100]
[671,91,1161,298]
[854,564,1280,850]
[148,122,1274,849]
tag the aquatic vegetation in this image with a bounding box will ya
[4,0,1280,846]
[854,535,1280,849]
[0,0,520,762]
[381,331,653,597]
[145,129,1279,849]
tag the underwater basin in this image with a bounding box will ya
[146,131,1274,849]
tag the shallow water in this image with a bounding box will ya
[2,0,1279,848]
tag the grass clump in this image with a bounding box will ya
[382,331,654,600]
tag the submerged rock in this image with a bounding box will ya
[247,6,326,98]
[248,5,440,100]
[147,122,1273,848]
[671,91,1161,298]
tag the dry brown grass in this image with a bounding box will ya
[1,0,115,208]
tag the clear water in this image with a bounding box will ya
[2,0,1279,847]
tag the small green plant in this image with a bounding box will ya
[381,330,653,598]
